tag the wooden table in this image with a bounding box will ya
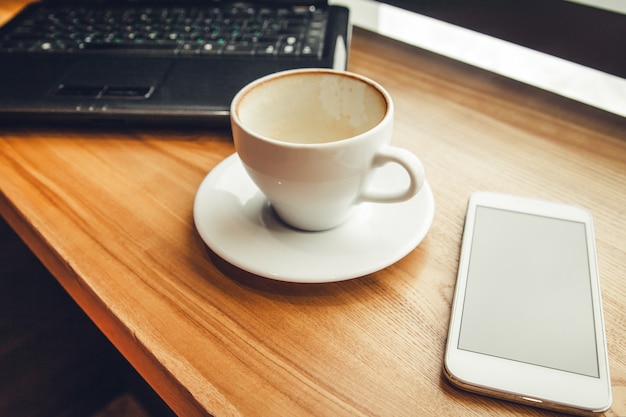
[1,1,625,416]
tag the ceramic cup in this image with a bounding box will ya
[230,68,426,231]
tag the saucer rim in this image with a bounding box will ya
[193,153,435,283]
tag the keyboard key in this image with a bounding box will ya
[223,41,254,55]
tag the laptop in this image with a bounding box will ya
[0,0,350,126]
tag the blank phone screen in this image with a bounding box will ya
[458,206,599,378]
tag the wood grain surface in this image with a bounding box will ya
[0,217,175,417]
[1,1,625,416]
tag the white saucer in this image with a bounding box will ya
[193,153,435,283]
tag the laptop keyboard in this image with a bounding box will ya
[0,4,329,57]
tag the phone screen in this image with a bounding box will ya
[458,206,600,378]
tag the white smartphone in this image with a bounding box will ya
[444,192,612,414]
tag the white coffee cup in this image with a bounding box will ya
[230,68,426,231]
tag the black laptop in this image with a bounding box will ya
[0,0,350,126]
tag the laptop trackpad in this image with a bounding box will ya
[54,58,171,99]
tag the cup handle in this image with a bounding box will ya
[358,146,426,203]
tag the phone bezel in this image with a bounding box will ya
[444,192,612,413]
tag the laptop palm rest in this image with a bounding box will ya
[53,58,171,100]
